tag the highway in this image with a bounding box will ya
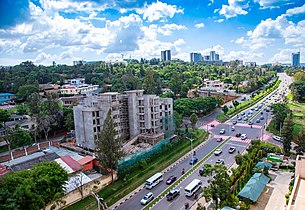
[113,73,292,210]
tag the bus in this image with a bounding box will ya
[145,172,163,189]
[184,179,202,197]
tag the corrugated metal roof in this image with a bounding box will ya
[61,155,82,172]
[78,156,94,165]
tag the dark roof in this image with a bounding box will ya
[61,155,82,172]
[10,152,60,172]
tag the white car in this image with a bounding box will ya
[273,135,282,142]
[241,134,247,140]
[141,192,154,205]
[214,149,223,156]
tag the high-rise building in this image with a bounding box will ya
[215,54,220,61]
[190,52,203,63]
[203,55,210,61]
[73,90,173,150]
[210,51,216,61]
[161,50,171,61]
[292,52,300,66]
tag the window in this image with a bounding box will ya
[94,127,96,132]
[97,126,101,132]
[92,112,95,117]
[93,120,96,125]
[96,111,99,117]
[97,119,100,124]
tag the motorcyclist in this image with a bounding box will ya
[182,168,185,175]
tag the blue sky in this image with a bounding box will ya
[0,0,305,65]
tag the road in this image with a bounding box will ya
[113,73,292,210]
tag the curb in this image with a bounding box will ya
[111,133,212,210]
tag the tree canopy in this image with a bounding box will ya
[0,161,68,210]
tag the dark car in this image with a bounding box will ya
[166,188,180,201]
[189,157,198,165]
[236,133,241,137]
[248,121,253,125]
[232,120,237,125]
[199,167,206,176]
[216,159,225,164]
[166,176,177,185]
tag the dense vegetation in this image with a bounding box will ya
[0,61,279,98]
[290,71,305,102]
[0,162,68,210]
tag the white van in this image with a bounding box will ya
[241,134,247,140]
[184,179,202,197]
[145,172,163,189]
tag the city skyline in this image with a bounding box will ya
[0,0,305,66]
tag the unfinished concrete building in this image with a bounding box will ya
[73,90,173,150]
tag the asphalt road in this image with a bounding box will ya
[114,73,292,210]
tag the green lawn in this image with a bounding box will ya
[216,112,229,123]
[66,130,208,210]
[288,101,305,137]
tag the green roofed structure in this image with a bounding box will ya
[254,161,273,170]
[238,173,270,203]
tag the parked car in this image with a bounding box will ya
[243,117,248,121]
[216,137,223,142]
[260,116,264,120]
[166,175,177,185]
[229,147,236,154]
[248,121,253,125]
[241,112,246,115]
[237,116,242,120]
[236,133,241,137]
[141,192,154,205]
[256,119,261,123]
[166,188,180,201]
[241,134,247,140]
[189,157,198,165]
[247,113,252,117]
[232,120,237,125]
[214,149,222,156]
[231,126,235,131]
[220,129,225,134]
[216,159,225,164]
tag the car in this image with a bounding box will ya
[166,175,177,185]
[247,113,252,117]
[189,156,198,165]
[243,117,248,121]
[248,121,253,125]
[273,135,282,142]
[141,192,154,205]
[210,124,215,127]
[166,188,180,201]
[261,112,264,115]
[214,149,222,156]
[260,116,264,120]
[236,133,241,137]
[199,167,206,176]
[241,134,247,140]
[220,129,226,134]
[229,146,236,154]
[231,126,235,131]
[232,120,237,125]
[216,137,223,142]
[255,108,259,111]
[251,107,255,111]
[256,119,261,123]
[241,112,246,116]
[266,108,270,112]
[216,159,225,164]
[250,110,253,114]
[237,116,242,120]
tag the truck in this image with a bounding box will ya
[166,188,180,201]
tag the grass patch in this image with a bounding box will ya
[216,112,229,123]
[66,130,208,210]
[288,101,305,137]
[287,92,293,101]
[266,120,280,136]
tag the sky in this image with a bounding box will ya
[0,0,305,66]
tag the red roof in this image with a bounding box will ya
[0,164,9,176]
[60,155,82,172]
[78,156,95,165]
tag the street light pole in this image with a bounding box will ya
[186,137,194,166]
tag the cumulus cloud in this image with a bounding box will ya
[286,4,305,16]
[219,0,249,19]
[223,50,264,61]
[158,24,187,36]
[254,0,292,9]
[215,19,224,23]
[137,1,183,22]
[195,23,205,28]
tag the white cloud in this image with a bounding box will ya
[158,24,187,36]
[218,0,249,19]
[215,19,224,23]
[254,0,292,9]
[286,4,305,16]
[195,23,205,28]
[137,1,183,22]
[34,52,52,64]
[223,50,264,61]
[201,45,225,56]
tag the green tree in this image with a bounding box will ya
[0,109,10,128]
[95,110,122,182]
[190,113,198,130]
[0,161,68,210]
[271,103,290,130]
[63,107,75,131]
[232,100,240,109]
[13,124,33,148]
[173,111,183,128]
[222,106,229,114]
[235,153,244,165]
[16,103,28,115]
[16,84,39,101]
[202,164,231,208]
[293,71,305,83]
[281,112,294,153]
[296,127,305,152]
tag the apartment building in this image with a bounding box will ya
[73,90,173,150]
